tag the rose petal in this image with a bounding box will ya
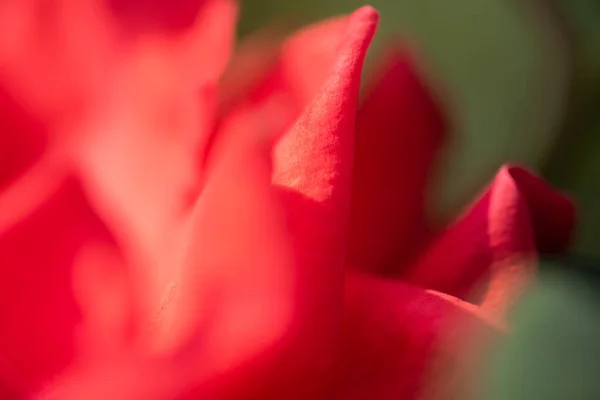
[217,30,283,115]
[0,175,127,396]
[330,273,502,400]
[0,89,47,191]
[238,14,349,111]
[402,165,575,315]
[72,0,237,304]
[347,48,445,274]
[271,3,378,375]
[215,10,357,157]
[0,0,124,121]
[107,0,210,34]
[141,102,298,397]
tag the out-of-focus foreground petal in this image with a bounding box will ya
[403,165,575,315]
[0,173,131,397]
[143,103,294,399]
[107,0,211,34]
[0,90,47,191]
[72,0,237,312]
[347,48,445,274]
[48,102,294,400]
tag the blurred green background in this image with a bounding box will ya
[238,0,600,259]
[483,258,600,400]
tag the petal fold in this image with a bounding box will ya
[403,165,575,315]
[331,273,502,400]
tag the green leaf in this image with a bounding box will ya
[483,265,600,399]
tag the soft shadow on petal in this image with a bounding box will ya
[0,89,47,191]
[402,165,575,315]
[108,0,210,34]
[330,273,503,400]
[0,174,127,397]
[347,48,445,274]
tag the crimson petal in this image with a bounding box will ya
[272,4,378,369]
[348,48,445,274]
[331,273,502,400]
[402,165,575,315]
[0,174,128,396]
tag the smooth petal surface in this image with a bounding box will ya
[108,0,210,34]
[144,103,299,398]
[403,165,575,315]
[0,89,47,191]
[331,273,502,400]
[347,49,445,274]
[73,0,237,308]
[0,174,129,397]
[222,13,347,112]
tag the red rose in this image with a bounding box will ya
[0,1,575,399]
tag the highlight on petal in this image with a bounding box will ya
[403,165,575,315]
[331,273,503,400]
[347,47,445,274]
[274,4,379,212]
[145,102,297,398]
[71,0,238,307]
[0,174,128,397]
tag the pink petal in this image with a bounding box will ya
[402,165,575,314]
[347,48,445,274]
[72,0,237,303]
[144,103,299,398]
[330,273,502,400]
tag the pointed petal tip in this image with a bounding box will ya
[353,5,380,22]
[501,163,576,251]
[347,6,379,37]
